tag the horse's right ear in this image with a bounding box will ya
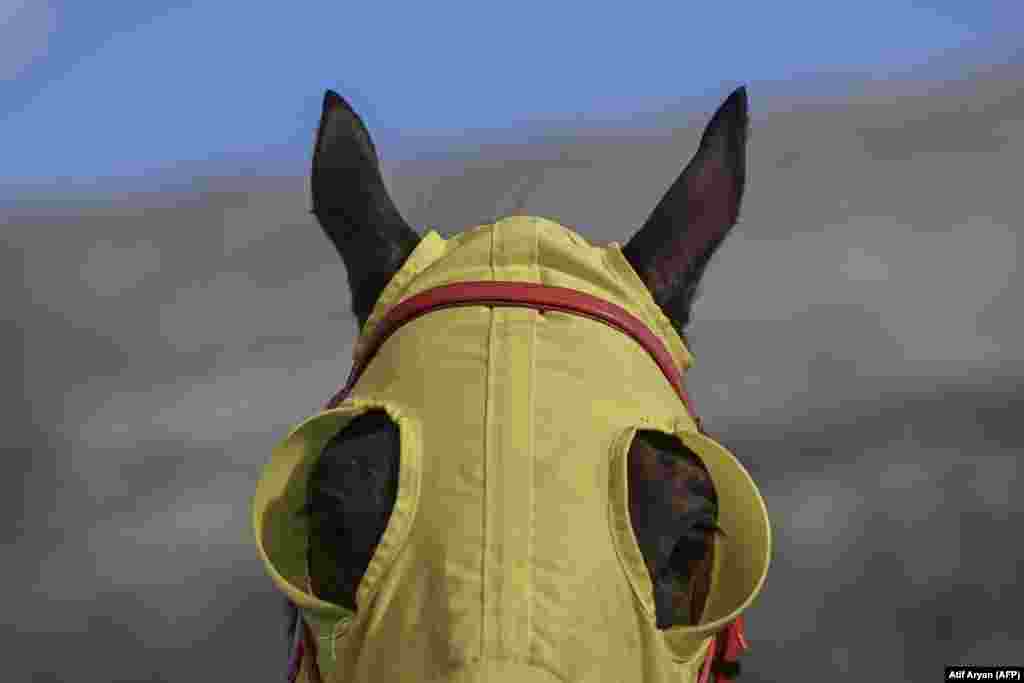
[311,90,420,329]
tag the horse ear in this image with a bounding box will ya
[622,86,748,334]
[312,90,420,329]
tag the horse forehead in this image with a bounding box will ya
[356,216,694,374]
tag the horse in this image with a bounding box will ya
[255,87,770,683]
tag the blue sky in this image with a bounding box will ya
[2,1,1017,185]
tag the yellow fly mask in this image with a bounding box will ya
[253,89,771,683]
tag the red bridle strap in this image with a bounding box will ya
[325,281,701,427]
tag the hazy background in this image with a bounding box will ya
[4,2,1021,681]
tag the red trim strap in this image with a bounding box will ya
[287,620,321,683]
[325,281,701,426]
[699,615,747,683]
[315,280,745,682]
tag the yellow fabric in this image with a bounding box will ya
[254,216,771,682]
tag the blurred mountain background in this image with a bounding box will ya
[4,2,1021,681]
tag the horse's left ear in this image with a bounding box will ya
[622,86,748,334]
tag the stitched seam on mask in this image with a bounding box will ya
[524,222,538,659]
[478,224,498,660]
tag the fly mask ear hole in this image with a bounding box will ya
[627,430,720,629]
[305,409,401,611]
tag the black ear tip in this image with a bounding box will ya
[722,86,748,119]
[323,89,344,109]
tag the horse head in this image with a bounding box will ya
[254,88,770,683]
